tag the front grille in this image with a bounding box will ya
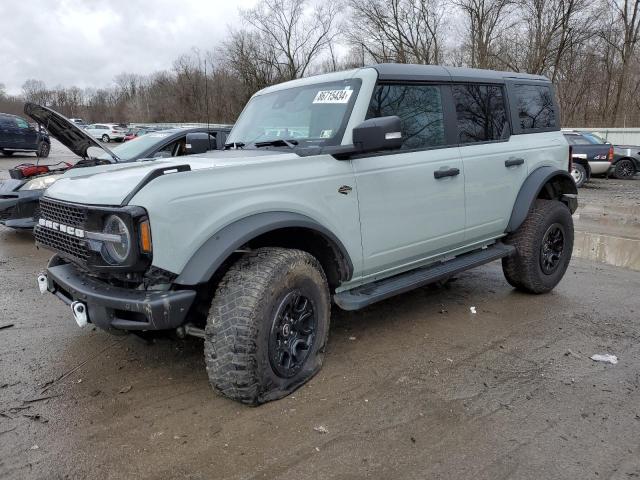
[39,199,88,228]
[36,199,90,262]
[35,226,89,261]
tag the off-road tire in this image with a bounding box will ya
[1,150,13,156]
[571,163,587,187]
[502,199,573,294]
[614,159,636,179]
[37,142,50,158]
[204,247,330,405]
[101,134,110,143]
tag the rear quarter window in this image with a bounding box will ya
[514,84,556,131]
[452,84,509,144]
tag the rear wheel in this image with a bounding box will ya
[204,247,330,405]
[571,163,587,187]
[37,142,50,158]
[614,159,636,179]
[502,199,573,294]
[101,134,110,143]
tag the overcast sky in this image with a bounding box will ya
[0,0,257,95]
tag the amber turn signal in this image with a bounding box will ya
[139,220,152,253]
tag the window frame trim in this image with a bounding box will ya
[451,82,513,145]
[355,79,516,160]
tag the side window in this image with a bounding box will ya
[452,84,509,143]
[366,84,445,150]
[15,118,30,129]
[564,135,591,146]
[514,84,556,131]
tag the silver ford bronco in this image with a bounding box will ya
[36,64,577,405]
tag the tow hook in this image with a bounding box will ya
[37,274,48,294]
[71,301,88,328]
[176,323,205,339]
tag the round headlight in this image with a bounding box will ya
[101,215,131,264]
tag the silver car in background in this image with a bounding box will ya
[85,123,127,142]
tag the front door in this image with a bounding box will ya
[352,83,466,280]
[0,116,18,149]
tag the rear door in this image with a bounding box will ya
[0,116,18,149]
[352,82,466,279]
[453,83,527,243]
[11,117,38,150]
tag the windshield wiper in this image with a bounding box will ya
[253,139,299,149]
[224,142,245,150]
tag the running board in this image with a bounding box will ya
[334,243,515,311]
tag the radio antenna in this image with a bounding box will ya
[204,56,212,151]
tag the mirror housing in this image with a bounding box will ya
[352,116,403,153]
[185,133,216,154]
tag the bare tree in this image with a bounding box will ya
[605,0,640,124]
[242,0,340,80]
[346,0,446,64]
[453,0,513,68]
[22,79,50,105]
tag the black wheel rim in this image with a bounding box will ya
[269,291,317,378]
[618,161,634,178]
[540,222,565,274]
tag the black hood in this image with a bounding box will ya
[23,103,120,162]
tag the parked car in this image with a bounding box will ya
[0,113,51,157]
[563,130,613,187]
[85,123,127,142]
[0,103,231,230]
[69,118,87,127]
[123,126,162,142]
[36,64,576,405]
[610,144,640,179]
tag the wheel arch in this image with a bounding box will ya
[616,156,639,172]
[174,212,354,288]
[506,166,577,233]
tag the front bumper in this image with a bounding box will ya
[45,257,196,332]
[0,190,41,229]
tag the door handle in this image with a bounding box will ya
[434,167,460,179]
[505,158,525,167]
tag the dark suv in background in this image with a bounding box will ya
[0,113,51,157]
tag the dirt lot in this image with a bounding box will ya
[1,146,639,479]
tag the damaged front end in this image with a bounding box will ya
[35,197,196,333]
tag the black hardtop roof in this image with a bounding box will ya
[372,63,550,84]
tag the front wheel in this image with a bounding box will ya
[204,248,330,405]
[502,199,574,294]
[101,134,110,143]
[571,163,587,187]
[614,159,636,179]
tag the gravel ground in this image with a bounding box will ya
[1,144,639,479]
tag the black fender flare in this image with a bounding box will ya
[174,212,354,285]
[506,166,577,233]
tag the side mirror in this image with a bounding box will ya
[352,116,403,153]
[185,133,216,155]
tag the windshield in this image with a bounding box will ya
[92,132,173,161]
[226,79,361,148]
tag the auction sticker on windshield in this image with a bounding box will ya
[313,89,353,104]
